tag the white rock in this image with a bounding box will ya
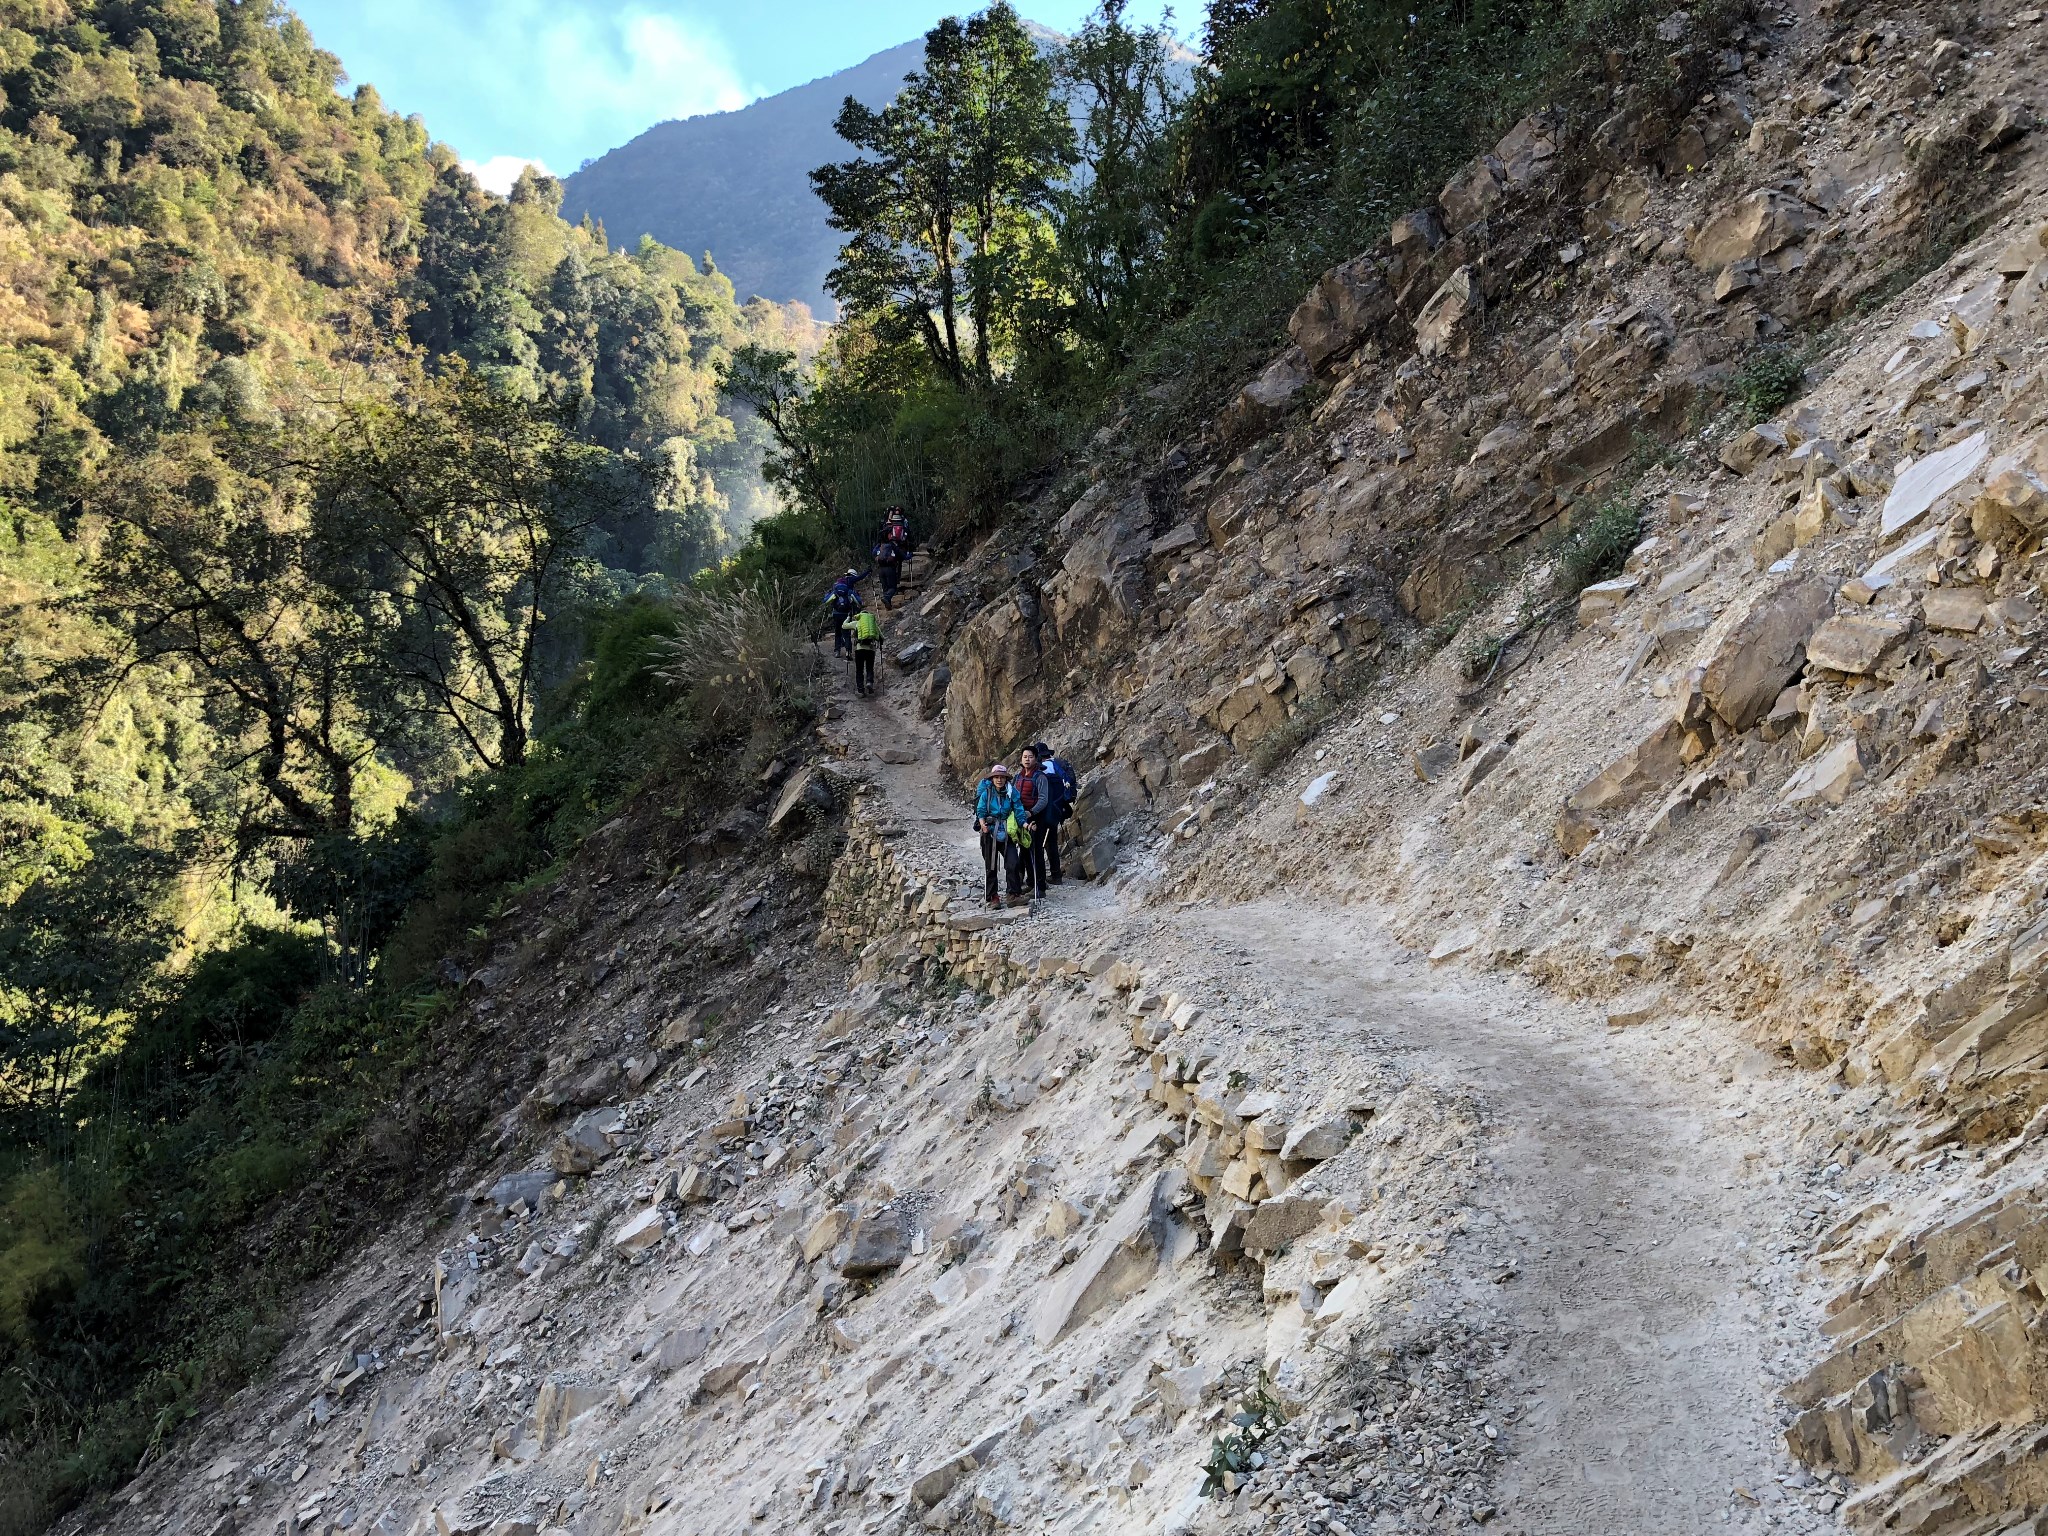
[612,1207,664,1255]
[1300,771,1341,807]
[1315,1270,1387,1325]
[1881,431,1988,537]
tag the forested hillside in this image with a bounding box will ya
[0,4,820,1526]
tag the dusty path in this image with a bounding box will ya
[1176,904,1815,1536]
[825,604,1819,1533]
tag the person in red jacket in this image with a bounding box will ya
[1014,747,1054,901]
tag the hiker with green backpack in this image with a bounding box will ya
[972,763,1027,908]
[843,606,883,697]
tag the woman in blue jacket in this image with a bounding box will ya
[973,764,1025,908]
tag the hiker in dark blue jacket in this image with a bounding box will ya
[1015,749,1054,900]
[1032,741,1077,886]
[873,536,904,609]
[824,569,869,657]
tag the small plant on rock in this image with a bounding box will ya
[1201,1379,1288,1497]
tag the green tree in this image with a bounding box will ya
[310,368,659,773]
[1054,1,1184,364]
[89,432,374,851]
[812,3,1072,387]
[0,839,173,1137]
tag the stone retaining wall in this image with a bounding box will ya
[820,809,1031,995]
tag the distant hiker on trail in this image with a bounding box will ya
[825,569,868,657]
[884,506,914,566]
[1014,748,1054,901]
[873,534,904,610]
[845,606,882,697]
[1033,741,1077,886]
[973,763,1025,908]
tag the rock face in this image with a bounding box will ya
[1288,256,1400,372]
[946,497,1151,772]
[943,595,1051,776]
[1700,575,1834,729]
[1414,266,1482,358]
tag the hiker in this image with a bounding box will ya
[1014,747,1054,900]
[844,604,882,697]
[824,569,867,657]
[1032,740,1077,886]
[884,506,914,567]
[972,763,1025,908]
[873,534,904,610]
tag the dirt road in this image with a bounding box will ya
[1180,903,1819,1534]
[831,627,1823,1533]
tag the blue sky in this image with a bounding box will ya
[290,1,1185,191]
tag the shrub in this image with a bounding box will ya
[1549,496,1642,599]
[1734,343,1805,420]
[651,584,818,726]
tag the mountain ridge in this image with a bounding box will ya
[560,20,1105,315]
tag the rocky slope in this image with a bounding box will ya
[56,2,2048,1535]
[61,677,1840,1536]
[914,0,2048,1529]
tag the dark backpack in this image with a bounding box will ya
[1045,757,1077,814]
[874,540,901,568]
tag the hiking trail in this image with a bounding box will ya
[834,640,1827,1533]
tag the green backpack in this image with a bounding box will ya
[1006,810,1032,848]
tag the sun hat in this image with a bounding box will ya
[989,763,1010,777]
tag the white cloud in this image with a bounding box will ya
[462,155,555,195]
[318,2,756,176]
[476,6,754,170]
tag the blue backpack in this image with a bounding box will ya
[1044,756,1077,815]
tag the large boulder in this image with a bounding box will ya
[1805,615,1910,677]
[1973,431,2048,545]
[1386,206,1452,309]
[1700,575,1834,731]
[767,764,834,833]
[916,662,951,720]
[1688,188,1820,269]
[1287,255,1400,372]
[1033,1169,1193,1346]
[1216,347,1311,445]
[1565,719,1687,814]
[1884,430,1990,538]
[1493,111,1559,186]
